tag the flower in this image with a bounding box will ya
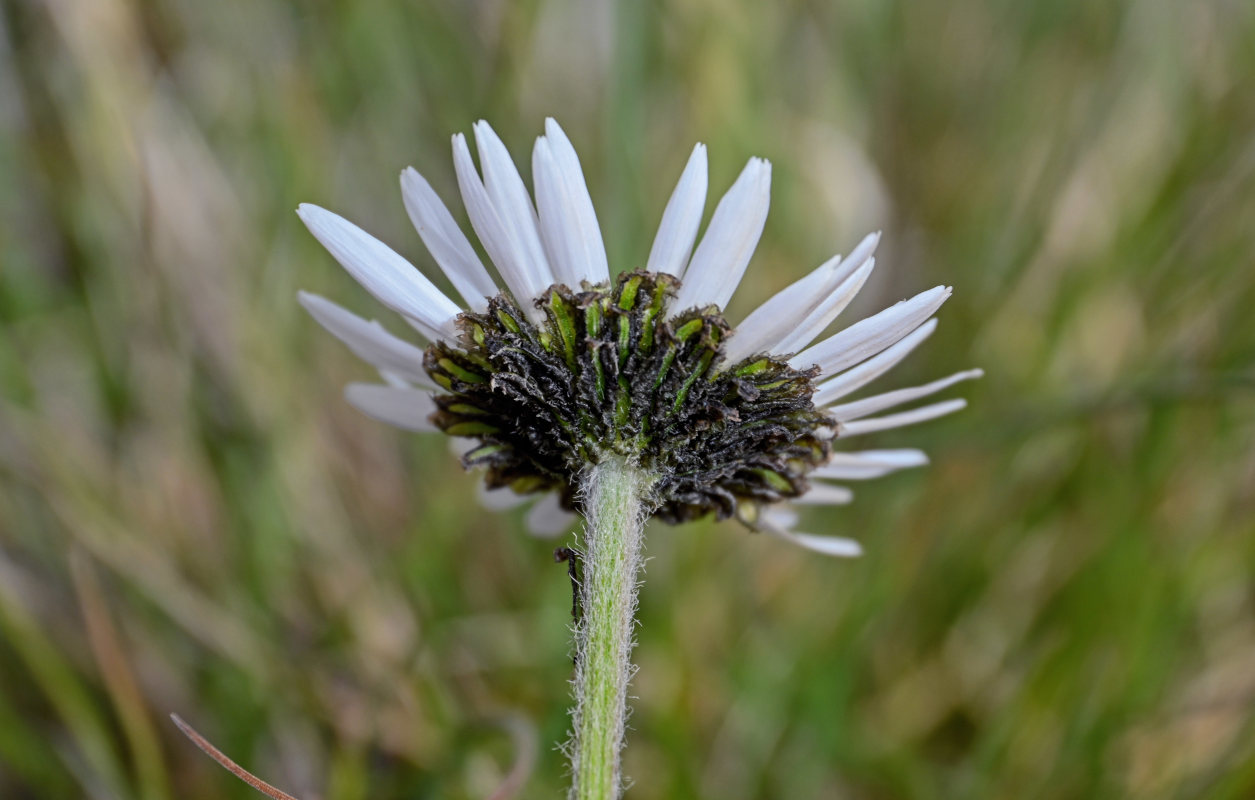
[297,119,980,556]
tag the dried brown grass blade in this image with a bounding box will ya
[170,714,302,800]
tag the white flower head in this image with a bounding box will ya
[298,119,980,555]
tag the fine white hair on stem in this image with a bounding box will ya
[566,457,652,800]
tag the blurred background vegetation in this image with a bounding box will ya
[2,0,1254,798]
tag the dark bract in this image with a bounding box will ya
[424,271,831,525]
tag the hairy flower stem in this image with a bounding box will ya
[569,456,652,800]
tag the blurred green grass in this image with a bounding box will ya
[2,0,1254,798]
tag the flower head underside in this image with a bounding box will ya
[428,271,831,524]
[298,118,981,555]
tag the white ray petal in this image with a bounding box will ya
[770,256,880,358]
[792,483,856,506]
[724,253,843,364]
[839,398,968,437]
[756,503,863,556]
[379,370,412,388]
[789,286,951,378]
[770,263,877,358]
[672,158,772,314]
[297,205,461,340]
[762,526,863,557]
[838,231,881,281]
[476,485,531,511]
[473,121,554,294]
[534,136,608,289]
[828,449,930,469]
[448,436,479,459]
[838,449,931,467]
[532,141,575,286]
[539,118,609,285]
[298,292,434,388]
[452,133,544,320]
[400,168,499,311]
[728,232,881,363]
[344,383,438,432]
[812,319,939,406]
[761,505,799,530]
[812,465,900,481]
[828,369,983,421]
[525,493,577,538]
[646,143,708,279]
[811,449,930,480]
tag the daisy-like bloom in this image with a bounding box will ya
[297,118,979,557]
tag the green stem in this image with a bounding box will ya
[569,456,652,800]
